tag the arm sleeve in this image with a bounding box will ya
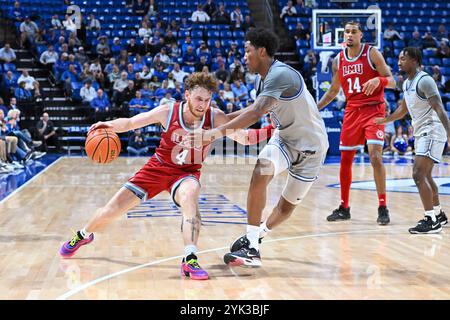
[258,67,298,100]
[417,76,440,99]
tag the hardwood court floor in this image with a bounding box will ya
[0,156,449,300]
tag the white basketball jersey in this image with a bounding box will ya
[402,71,447,142]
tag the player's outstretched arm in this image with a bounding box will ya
[374,98,408,125]
[89,104,169,133]
[317,56,341,110]
[362,47,396,96]
[213,108,273,145]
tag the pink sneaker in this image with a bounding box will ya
[60,231,94,258]
[181,254,209,280]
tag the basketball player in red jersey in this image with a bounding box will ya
[318,21,396,225]
[59,73,272,280]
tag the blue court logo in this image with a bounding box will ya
[328,177,450,195]
[127,194,247,225]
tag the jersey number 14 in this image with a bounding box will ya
[347,77,361,94]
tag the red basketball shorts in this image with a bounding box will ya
[124,156,201,206]
[339,103,386,151]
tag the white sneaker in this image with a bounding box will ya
[32,151,46,159]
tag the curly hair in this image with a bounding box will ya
[184,72,218,93]
[245,28,279,57]
[402,47,423,66]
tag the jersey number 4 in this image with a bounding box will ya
[176,149,189,165]
[347,77,361,94]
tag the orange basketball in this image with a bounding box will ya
[85,129,121,164]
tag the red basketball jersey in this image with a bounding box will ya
[339,43,384,109]
[154,101,214,171]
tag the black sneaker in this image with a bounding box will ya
[409,216,442,234]
[437,210,448,226]
[377,206,390,225]
[327,205,351,221]
[223,247,262,267]
[229,234,263,253]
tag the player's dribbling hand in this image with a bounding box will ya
[362,77,380,96]
[88,121,113,134]
[373,117,386,125]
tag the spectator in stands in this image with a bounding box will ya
[156,47,171,67]
[432,66,446,91]
[147,0,158,17]
[152,21,165,36]
[280,1,297,19]
[35,112,60,152]
[213,4,230,24]
[129,90,148,115]
[305,0,317,8]
[435,24,448,42]
[231,80,249,102]
[242,15,256,32]
[215,63,230,83]
[383,106,396,154]
[232,15,243,31]
[91,89,110,114]
[303,49,317,77]
[228,41,242,60]
[149,75,161,89]
[164,30,177,46]
[127,129,148,156]
[109,38,122,57]
[138,65,152,81]
[383,23,403,41]
[87,14,101,31]
[167,19,179,33]
[126,37,141,56]
[154,80,168,100]
[294,22,310,41]
[195,56,209,72]
[0,43,16,64]
[63,14,77,34]
[44,28,58,45]
[51,14,63,30]
[68,33,82,53]
[150,54,167,72]
[112,72,129,106]
[166,72,176,89]
[61,64,81,99]
[121,81,136,114]
[182,46,197,67]
[245,70,257,86]
[68,54,82,73]
[75,46,89,65]
[211,40,225,58]
[406,125,415,154]
[172,82,183,101]
[96,35,111,64]
[294,0,305,14]
[132,54,145,73]
[125,0,133,8]
[223,82,235,102]
[80,80,97,104]
[437,40,450,59]
[19,16,39,48]
[89,58,105,87]
[390,126,411,156]
[408,31,423,48]
[181,36,194,54]
[169,42,181,60]
[54,36,66,53]
[179,17,192,32]
[138,21,152,39]
[191,4,210,23]
[134,0,148,16]
[9,1,25,23]
[2,71,18,100]
[39,44,58,72]
[140,82,153,100]
[422,32,438,49]
[18,70,41,100]
[225,101,240,114]
[160,92,175,106]
[117,49,129,66]
[108,65,121,89]
[203,0,217,17]
[172,63,188,84]
[126,63,136,81]
[8,97,19,112]
[230,6,243,23]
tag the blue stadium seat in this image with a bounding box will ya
[206,30,220,39]
[446,102,450,111]
[443,58,450,67]
[428,58,442,66]
[191,30,203,38]
[220,30,233,39]
[422,49,437,58]
[393,40,404,48]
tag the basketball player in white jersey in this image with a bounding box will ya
[185,28,329,266]
[375,47,449,234]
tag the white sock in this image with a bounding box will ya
[259,220,271,239]
[184,245,197,259]
[79,228,92,239]
[425,210,436,222]
[433,205,442,215]
[247,225,260,250]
